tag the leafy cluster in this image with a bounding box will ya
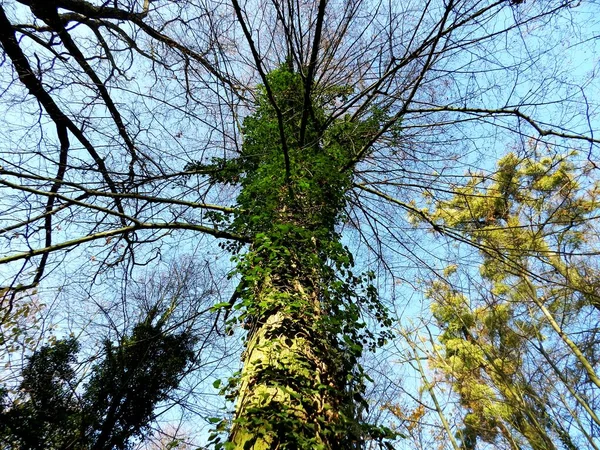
[0,288,45,356]
[188,66,385,241]
[0,308,195,450]
[421,149,599,449]
[425,149,600,315]
[429,283,561,450]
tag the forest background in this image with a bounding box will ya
[0,0,599,449]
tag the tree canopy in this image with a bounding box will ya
[0,0,599,448]
[1,308,196,449]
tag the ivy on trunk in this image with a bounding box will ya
[194,66,394,449]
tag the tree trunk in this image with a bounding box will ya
[229,271,356,449]
[221,66,376,449]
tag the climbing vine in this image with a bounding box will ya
[189,66,396,449]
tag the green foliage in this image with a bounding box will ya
[84,308,196,449]
[203,65,396,449]
[422,147,600,318]
[0,338,82,449]
[186,65,388,241]
[0,308,195,450]
[232,66,353,237]
[429,278,565,450]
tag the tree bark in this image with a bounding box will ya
[229,275,352,449]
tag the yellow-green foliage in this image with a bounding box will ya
[424,147,599,449]
[427,147,600,309]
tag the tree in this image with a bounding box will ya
[0,0,598,448]
[194,65,394,448]
[420,148,600,449]
[0,307,196,450]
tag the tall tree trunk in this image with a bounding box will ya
[219,65,386,449]
[226,222,366,449]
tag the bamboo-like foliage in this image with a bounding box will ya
[421,148,600,449]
